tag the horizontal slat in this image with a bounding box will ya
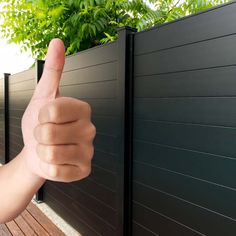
[133,161,236,219]
[9,146,20,156]
[134,119,236,158]
[9,109,25,118]
[10,133,23,144]
[134,97,236,127]
[133,222,158,236]
[135,2,236,55]
[60,80,117,99]
[135,34,236,76]
[134,66,236,97]
[9,90,33,109]
[9,88,34,94]
[93,116,118,136]
[74,178,117,209]
[9,78,35,92]
[10,134,23,144]
[93,150,116,173]
[134,140,236,189]
[87,99,118,116]
[52,182,117,227]
[63,42,117,72]
[9,148,19,160]
[91,166,117,191]
[44,182,116,236]
[9,123,21,132]
[9,124,22,133]
[61,61,116,86]
[44,192,100,236]
[94,134,117,155]
[9,140,23,151]
[133,182,236,235]
[9,136,23,148]
[9,116,21,123]
[9,144,19,154]
[9,68,35,84]
[133,203,202,236]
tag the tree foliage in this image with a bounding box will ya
[0,0,229,59]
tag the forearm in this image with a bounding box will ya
[0,147,45,223]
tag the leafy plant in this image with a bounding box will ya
[0,0,229,59]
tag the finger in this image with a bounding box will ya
[34,121,96,145]
[33,38,65,100]
[39,161,91,182]
[38,97,92,124]
[36,143,94,165]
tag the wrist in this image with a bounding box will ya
[18,146,46,185]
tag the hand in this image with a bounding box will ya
[21,39,96,182]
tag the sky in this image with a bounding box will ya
[0,2,34,79]
[0,39,34,79]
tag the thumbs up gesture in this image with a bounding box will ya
[21,39,96,182]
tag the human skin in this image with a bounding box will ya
[0,39,96,223]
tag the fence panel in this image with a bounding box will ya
[3,27,133,236]
[43,41,125,236]
[132,2,236,236]
[8,69,35,161]
[0,77,4,164]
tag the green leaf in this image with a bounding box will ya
[0,0,231,59]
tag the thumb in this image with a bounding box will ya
[33,38,65,99]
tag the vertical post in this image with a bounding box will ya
[35,60,45,203]
[4,73,10,164]
[117,27,137,236]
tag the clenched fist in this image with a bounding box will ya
[21,39,96,182]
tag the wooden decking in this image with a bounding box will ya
[0,202,65,236]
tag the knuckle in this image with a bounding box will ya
[86,146,94,161]
[43,124,56,143]
[81,165,91,178]
[48,103,60,122]
[82,102,92,115]
[47,147,57,163]
[49,165,59,178]
[84,124,96,142]
[90,124,96,139]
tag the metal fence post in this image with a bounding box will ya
[4,73,10,164]
[117,26,137,236]
[35,60,45,203]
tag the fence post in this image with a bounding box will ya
[3,73,10,164]
[35,60,45,203]
[117,26,137,236]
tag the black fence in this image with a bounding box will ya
[1,2,236,235]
